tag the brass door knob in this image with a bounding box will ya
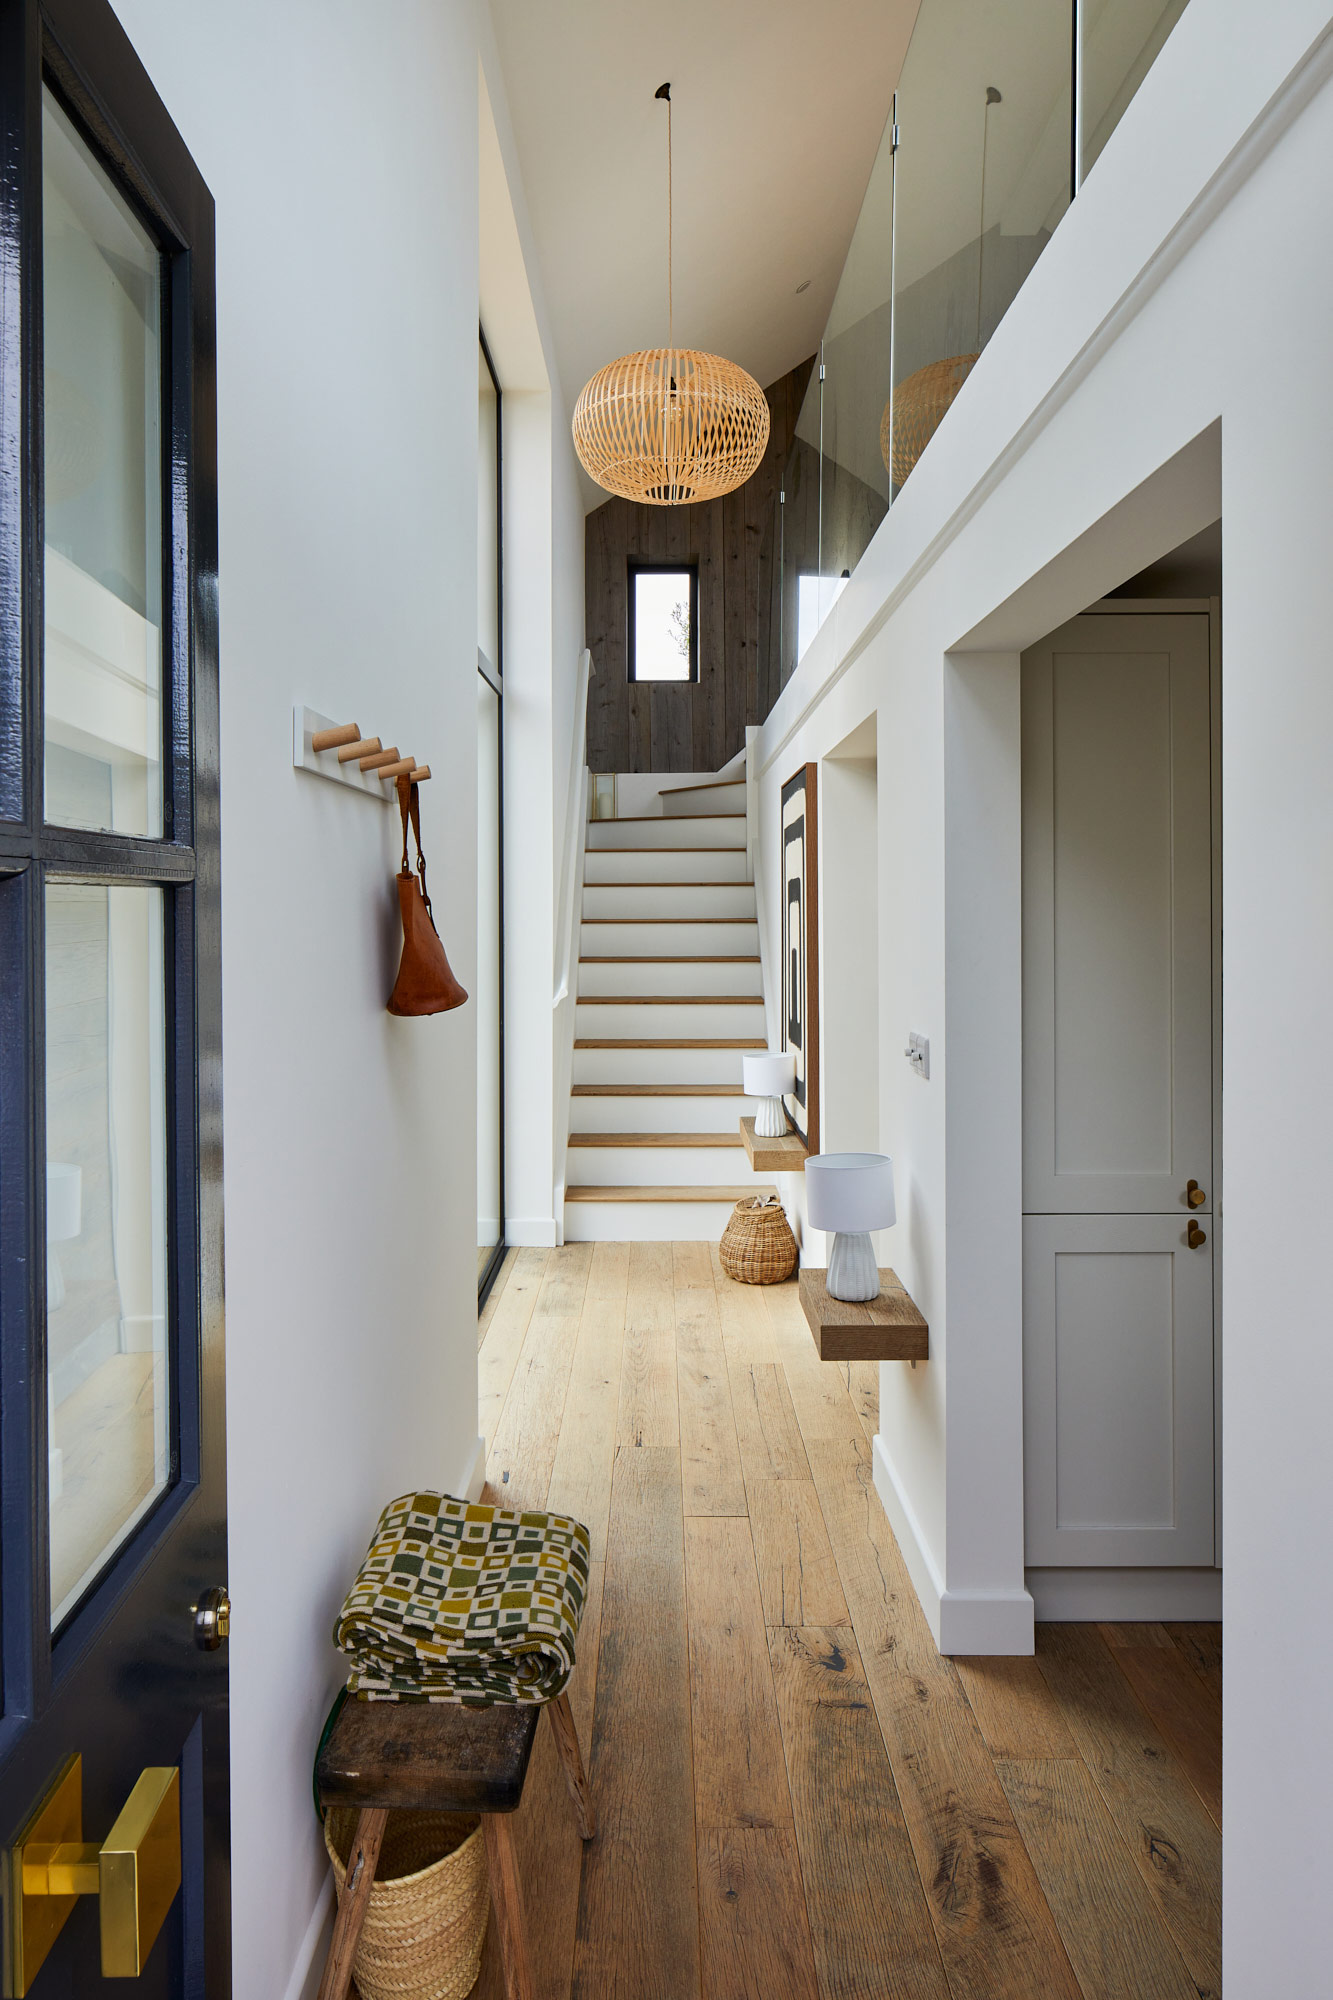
[1186,1179,1206,1208]
[10,1755,181,1989]
[1187,1221,1207,1248]
[193,1584,230,1651]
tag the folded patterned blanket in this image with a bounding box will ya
[334,1490,590,1707]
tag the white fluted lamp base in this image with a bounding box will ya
[754,1094,787,1138]
[826,1230,880,1303]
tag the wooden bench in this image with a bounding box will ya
[315,1691,595,2000]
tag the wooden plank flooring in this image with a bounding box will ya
[473,1246,1222,2000]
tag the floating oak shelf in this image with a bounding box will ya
[739,1116,809,1174]
[798,1267,929,1363]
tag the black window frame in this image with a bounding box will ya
[626,558,699,683]
[0,0,222,1716]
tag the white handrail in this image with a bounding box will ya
[554,648,593,1006]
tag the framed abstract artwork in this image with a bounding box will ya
[780,763,820,1154]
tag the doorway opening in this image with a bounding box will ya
[1021,525,1222,1622]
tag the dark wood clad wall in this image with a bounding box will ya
[584,356,814,773]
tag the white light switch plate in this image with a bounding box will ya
[905,1032,930,1079]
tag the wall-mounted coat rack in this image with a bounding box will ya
[293,705,431,802]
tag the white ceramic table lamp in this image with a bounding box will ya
[742,1051,796,1139]
[804,1152,895,1302]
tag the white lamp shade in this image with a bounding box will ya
[742,1051,796,1097]
[804,1152,896,1234]
[46,1161,82,1243]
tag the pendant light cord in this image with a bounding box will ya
[656,82,673,354]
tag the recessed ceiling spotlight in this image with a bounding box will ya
[795,279,811,294]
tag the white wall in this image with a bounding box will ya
[105,4,579,1992]
[753,0,1333,1984]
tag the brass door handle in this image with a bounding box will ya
[193,1584,230,1650]
[9,1754,181,1989]
[1186,1179,1206,1208]
[1187,1221,1207,1248]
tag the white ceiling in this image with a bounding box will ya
[490,0,919,441]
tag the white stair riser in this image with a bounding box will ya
[563,1199,744,1242]
[662,782,747,817]
[582,883,756,920]
[577,958,761,997]
[567,1146,750,1187]
[573,1044,750,1086]
[581,920,759,956]
[569,1094,759,1134]
[587,816,744,850]
[583,847,749,885]
[576,1000,765,1040]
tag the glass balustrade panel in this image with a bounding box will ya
[1081,0,1190,180]
[888,0,1071,498]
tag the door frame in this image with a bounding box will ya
[0,0,226,1981]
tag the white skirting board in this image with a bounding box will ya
[1028,1566,1223,1621]
[871,1435,1035,1657]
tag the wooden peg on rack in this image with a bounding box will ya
[377,757,416,780]
[408,766,431,782]
[338,735,379,763]
[312,722,360,753]
[358,746,400,772]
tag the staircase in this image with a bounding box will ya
[562,773,777,1240]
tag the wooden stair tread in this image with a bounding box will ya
[577,994,761,1006]
[589,812,745,822]
[656,777,746,796]
[579,955,760,964]
[575,1037,765,1050]
[568,1132,740,1147]
[564,1184,775,1203]
[580,917,757,925]
[570,1084,744,1097]
[584,888,756,896]
[584,845,744,854]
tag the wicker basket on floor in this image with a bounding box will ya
[324,1807,488,2000]
[719,1194,797,1284]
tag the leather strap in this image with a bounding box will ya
[395,776,434,920]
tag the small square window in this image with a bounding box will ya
[628,562,698,682]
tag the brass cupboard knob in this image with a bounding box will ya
[1186,1179,1206,1208]
[193,1585,230,1651]
[1187,1221,1207,1248]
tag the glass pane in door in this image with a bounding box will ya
[45,880,170,1628]
[42,88,164,837]
[477,675,502,1279]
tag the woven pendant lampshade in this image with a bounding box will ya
[880,353,978,488]
[572,85,770,506]
[573,347,770,505]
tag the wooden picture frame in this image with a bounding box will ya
[780,763,819,1154]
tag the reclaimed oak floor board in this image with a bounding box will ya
[616,1240,680,1448]
[952,1655,1082,1762]
[747,1478,849,1627]
[727,1357,811,1483]
[1164,1622,1222,1703]
[571,1444,700,2000]
[485,1244,591,1508]
[769,1624,949,2000]
[1036,1625,1223,1998]
[676,1275,747,1517]
[546,1242,629,1561]
[996,1757,1200,2000]
[1100,1628,1223,1829]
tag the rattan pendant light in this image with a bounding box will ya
[882,87,1000,489]
[572,84,770,505]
